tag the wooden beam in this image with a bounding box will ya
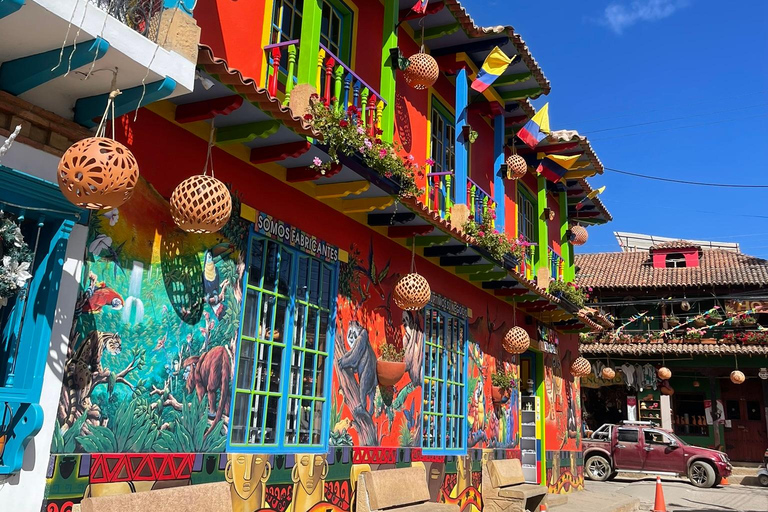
[455,264,495,274]
[286,163,342,182]
[505,115,529,127]
[470,271,507,282]
[468,101,504,117]
[215,120,280,144]
[341,196,394,213]
[409,235,451,247]
[494,288,530,297]
[388,225,434,238]
[440,255,482,266]
[367,212,416,226]
[250,141,311,164]
[500,88,543,101]
[314,181,369,199]
[432,37,509,57]
[175,95,243,123]
[423,245,468,257]
[75,77,176,128]
[481,280,519,289]
[517,141,581,155]
[423,22,460,40]
[494,72,532,86]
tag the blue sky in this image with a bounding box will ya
[460,0,768,257]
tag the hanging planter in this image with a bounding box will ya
[666,315,680,327]
[502,326,530,354]
[570,356,591,377]
[170,175,232,233]
[506,154,527,180]
[657,367,672,380]
[491,369,512,404]
[393,273,431,310]
[730,370,745,384]
[692,316,707,328]
[568,225,588,246]
[601,367,616,380]
[404,52,439,90]
[376,342,406,386]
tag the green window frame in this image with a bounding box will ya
[517,186,537,244]
[320,0,354,63]
[430,101,456,175]
[271,0,304,45]
[229,233,338,453]
[422,306,468,455]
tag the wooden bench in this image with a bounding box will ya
[356,466,459,512]
[80,481,232,512]
[482,459,548,512]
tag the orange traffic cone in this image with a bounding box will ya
[652,476,667,512]
[720,477,729,486]
[540,504,548,512]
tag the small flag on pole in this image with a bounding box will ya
[412,0,429,13]
[576,186,606,210]
[536,153,580,183]
[471,47,516,93]
[517,103,550,149]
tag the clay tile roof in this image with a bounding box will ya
[197,45,320,139]
[575,249,768,289]
[580,342,768,356]
[443,0,551,96]
[650,240,702,252]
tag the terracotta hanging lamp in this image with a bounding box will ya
[170,120,232,233]
[502,303,530,354]
[404,19,439,90]
[570,356,592,377]
[58,87,139,209]
[601,367,616,380]
[730,355,745,384]
[568,225,588,246]
[506,141,527,180]
[657,367,672,380]
[393,239,431,311]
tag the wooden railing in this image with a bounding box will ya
[516,249,536,281]
[427,171,454,219]
[548,246,564,281]
[263,40,386,136]
[467,178,496,229]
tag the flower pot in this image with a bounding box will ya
[693,318,707,328]
[701,338,717,345]
[491,386,508,404]
[376,359,406,387]
[650,338,664,344]
[667,319,680,327]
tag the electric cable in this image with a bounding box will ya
[603,167,768,189]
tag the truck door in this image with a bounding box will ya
[613,427,644,470]
[642,429,685,474]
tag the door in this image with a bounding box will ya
[642,429,686,474]
[721,379,768,462]
[612,427,644,470]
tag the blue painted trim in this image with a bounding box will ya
[0,38,109,96]
[493,113,506,232]
[0,0,24,19]
[74,76,176,128]
[0,402,42,474]
[454,68,468,206]
[165,0,194,14]
[0,165,86,222]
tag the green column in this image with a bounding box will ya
[559,190,573,282]
[297,0,323,85]
[379,0,398,142]
[536,176,548,275]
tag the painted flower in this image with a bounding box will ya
[2,256,32,288]
[379,149,388,158]
[103,208,119,226]
[407,154,415,161]
[339,120,349,128]
[426,158,435,166]
[313,157,323,167]
[88,233,112,256]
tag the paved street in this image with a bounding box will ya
[585,477,768,512]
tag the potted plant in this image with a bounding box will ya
[649,335,664,344]
[692,316,707,328]
[491,370,512,404]
[707,310,722,325]
[729,316,742,327]
[376,342,406,387]
[684,329,702,344]
[743,316,757,327]
[666,315,680,327]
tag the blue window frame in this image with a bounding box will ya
[430,102,456,176]
[271,0,304,45]
[228,232,338,453]
[422,306,467,455]
[320,0,353,63]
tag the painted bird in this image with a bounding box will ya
[202,250,226,318]
[153,334,168,352]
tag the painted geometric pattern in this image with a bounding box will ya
[89,454,195,483]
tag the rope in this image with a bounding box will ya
[410,237,417,273]
[85,0,116,79]
[52,0,81,72]
[203,119,216,177]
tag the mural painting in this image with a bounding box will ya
[546,451,585,494]
[51,178,248,455]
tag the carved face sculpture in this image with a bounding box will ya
[226,454,271,499]
[293,454,328,495]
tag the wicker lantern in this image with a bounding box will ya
[657,367,672,380]
[568,225,588,246]
[506,154,527,180]
[730,370,745,384]
[393,273,431,311]
[170,175,232,233]
[570,357,591,377]
[502,326,530,354]
[601,367,616,380]
[404,53,439,90]
[57,137,139,209]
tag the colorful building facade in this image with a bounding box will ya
[0,1,613,510]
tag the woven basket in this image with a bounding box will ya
[601,367,616,380]
[170,175,232,233]
[502,326,530,354]
[569,225,588,246]
[570,357,592,377]
[657,367,672,380]
[506,154,527,180]
[730,370,745,384]
[393,273,431,311]
[404,53,439,90]
[57,137,139,209]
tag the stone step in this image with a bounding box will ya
[547,493,569,508]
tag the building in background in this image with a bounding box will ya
[576,240,768,463]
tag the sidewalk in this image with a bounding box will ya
[548,490,640,512]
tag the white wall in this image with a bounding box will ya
[0,223,87,511]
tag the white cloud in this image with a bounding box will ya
[598,0,690,34]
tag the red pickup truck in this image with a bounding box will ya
[583,422,732,488]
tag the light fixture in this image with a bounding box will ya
[196,69,215,91]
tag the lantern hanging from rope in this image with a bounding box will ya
[570,356,591,377]
[169,120,232,233]
[568,225,588,246]
[657,367,672,380]
[601,367,616,380]
[393,239,431,311]
[502,303,529,354]
[403,19,439,90]
[58,83,139,209]
[506,149,527,180]
[731,355,745,384]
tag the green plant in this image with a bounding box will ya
[380,342,405,362]
[667,314,680,325]
[742,315,757,326]
[491,370,512,389]
[708,310,723,324]
[307,102,422,198]
[463,209,528,263]
[75,395,162,453]
[548,280,587,308]
[0,212,32,300]
[684,329,702,340]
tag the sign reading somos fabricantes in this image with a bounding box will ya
[256,212,339,263]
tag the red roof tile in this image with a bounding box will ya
[650,240,702,252]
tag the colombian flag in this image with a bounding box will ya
[517,103,550,149]
[471,47,514,93]
[536,153,581,183]
[412,0,429,13]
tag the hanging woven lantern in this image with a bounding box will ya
[170,175,232,233]
[403,53,439,90]
[570,357,591,377]
[657,367,672,380]
[601,367,616,380]
[568,225,588,246]
[393,273,431,311]
[730,370,745,384]
[506,154,527,180]
[502,326,530,354]
[57,137,139,209]
[680,301,691,312]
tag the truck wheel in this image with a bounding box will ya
[759,474,768,487]
[586,455,612,481]
[688,461,716,488]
